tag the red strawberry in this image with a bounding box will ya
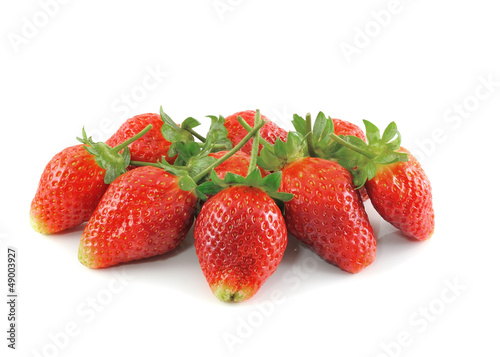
[332,118,367,141]
[332,120,434,241]
[106,113,176,164]
[365,148,434,240]
[78,166,196,268]
[280,157,376,273]
[194,185,287,302]
[209,150,267,179]
[194,110,291,301]
[30,145,108,234]
[224,110,287,155]
[30,125,152,234]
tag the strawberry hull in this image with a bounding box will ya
[78,166,197,269]
[280,157,376,274]
[30,145,108,234]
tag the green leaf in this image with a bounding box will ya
[196,181,222,198]
[386,131,402,151]
[312,112,327,143]
[188,156,216,180]
[273,138,286,158]
[203,115,232,152]
[261,171,282,192]
[267,191,294,202]
[178,175,197,192]
[181,117,201,130]
[244,168,262,187]
[159,106,179,129]
[382,122,398,142]
[365,161,377,180]
[363,120,381,144]
[291,114,306,134]
[224,172,246,184]
[209,169,227,187]
[161,124,185,142]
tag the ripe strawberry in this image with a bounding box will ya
[30,145,108,234]
[364,148,434,240]
[30,125,152,234]
[280,157,376,273]
[332,120,434,240]
[194,110,292,301]
[332,118,367,141]
[106,112,176,164]
[224,110,287,155]
[78,166,197,268]
[194,185,287,301]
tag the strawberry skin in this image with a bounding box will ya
[194,186,287,302]
[209,150,267,179]
[78,166,196,268]
[106,113,175,164]
[332,118,367,141]
[365,148,434,240]
[224,110,287,156]
[30,145,108,234]
[281,157,376,273]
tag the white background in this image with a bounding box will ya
[1,1,499,356]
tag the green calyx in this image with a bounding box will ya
[160,106,232,159]
[292,111,342,160]
[77,124,152,184]
[330,120,409,188]
[131,112,266,198]
[237,114,308,172]
[197,110,294,203]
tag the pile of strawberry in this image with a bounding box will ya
[30,108,434,302]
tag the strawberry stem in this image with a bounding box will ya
[236,115,274,152]
[330,133,376,159]
[191,118,266,183]
[111,124,153,153]
[185,127,206,143]
[129,161,186,170]
[247,109,262,175]
[305,113,318,158]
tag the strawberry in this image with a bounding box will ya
[224,110,287,155]
[78,113,267,268]
[194,184,288,301]
[259,122,377,273]
[331,120,434,240]
[78,166,197,268]
[280,157,376,273]
[106,108,202,166]
[106,112,175,164]
[30,125,152,234]
[332,118,367,141]
[195,111,292,301]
